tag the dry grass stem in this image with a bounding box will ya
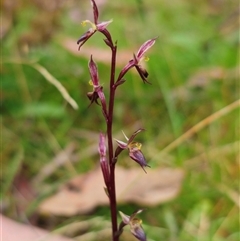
[31,63,79,110]
[3,59,79,110]
[161,99,240,154]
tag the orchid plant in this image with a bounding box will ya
[77,1,156,240]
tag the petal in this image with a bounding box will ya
[137,65,149,78]
[98,132,106,156]
[77,30,95,50]
[113,146,124,162]
[117,59,135,81]
[136,37,157,60]
[99,28,114,48]
[90,0,99,24]
[129,149,150,173]
[130,209,145,220]
[98,133,109,184]
[87,91,100,106]
[113,78,126,88]
[128,128,145,144]
[130,224,147,241]
[100,155,109,184]
[97,88,108,120]
[135,65,151,84]
[115,139,128,149]
[101,158,109,185]
[122,130,129,141]
[97,20,113,31]
[119,211,131,224]
[88,55,99,86]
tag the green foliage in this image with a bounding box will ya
[2,0,238,240]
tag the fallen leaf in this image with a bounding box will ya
[61,38,139,66]
[1,214,73,241]
[39,166,184,216]
[187,66,226,88]
[172,65,238,102]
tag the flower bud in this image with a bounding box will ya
[98,133,109,185]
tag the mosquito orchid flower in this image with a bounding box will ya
[117,37,157,84]
[87,55,108,119]
[114,129,150,173]
[119,209,147,241]
[77,0,113,50]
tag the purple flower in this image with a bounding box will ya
[77,0,113,50]
[117,37,157,84]
[115,129,150,173]
[98,133,109,185]
[87,55,108,119]
[119,209,147,241]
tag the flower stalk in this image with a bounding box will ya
[77,1,156,240]
[108,44,118,239]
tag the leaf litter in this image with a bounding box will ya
[39,166,184,216]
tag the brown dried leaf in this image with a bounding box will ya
[187,66,226,88]
[61,38,135,66]
[39,166,184,216]
[1,214,73,241]
[171,66,238,102]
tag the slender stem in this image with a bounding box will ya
[106,44,118,241]
[109,163,118,241]
[107,45,117,163]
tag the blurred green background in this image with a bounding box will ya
[1,0,239,240]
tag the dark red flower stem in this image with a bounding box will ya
[107,44,119,241]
